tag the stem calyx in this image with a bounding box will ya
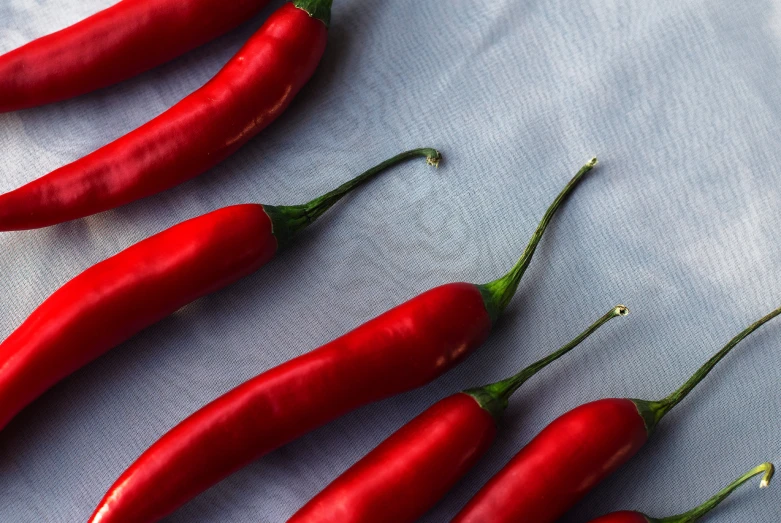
[293,0,334,27]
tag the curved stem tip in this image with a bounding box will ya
[265,148,441,248]
[479,157,598,323]
[466,304,628,419]
[654,463,774,523]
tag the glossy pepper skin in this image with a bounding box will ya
[90,284,492,523]
[0,205,273,431]
[452,398,648,523]
[0,0,271,113]
[290,394,498,523]
[589,463,776,523]
[89,159,601,523]
[288,307,627,523]
[0,1,329,231]
[0,147,440,432]
[452,307,781,523]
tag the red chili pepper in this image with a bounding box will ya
[287,305,628,523]
[87,158,600,523]
[452,307,781,523]
[0,148,438,432]
[0,0,331,230]
[588,462,774,523]
[0,0,274,113]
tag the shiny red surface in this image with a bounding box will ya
[289,393,497,523]
[0,0,270,112]
[452,398,649,523]
[0,3,326,230]
[89,283,492,522]
[0,204,276,431]
[588,511,651,523]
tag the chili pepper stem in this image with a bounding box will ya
[649,463,775,523]
[293,0,334,27]
[265,148,441,247]
[478,157,598,323]
[634,305,781,432]
[466,304,628,419]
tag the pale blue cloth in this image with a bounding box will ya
[0,0,779,521]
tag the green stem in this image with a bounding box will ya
[465,305,628,419]
[651,463,774,523]
[264,148,441,248]
[293,0,334,27]
[635,305,781,432]
[478,157,598,323]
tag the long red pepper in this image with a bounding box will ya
[451,306,781,523]
[0,0,331,231]
[87,158,600,523]
[0,0,273,113]
[589,463,774,523]
[0,148,438,432]
[288,305,628,523]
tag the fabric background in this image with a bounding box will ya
[1,0,780,521]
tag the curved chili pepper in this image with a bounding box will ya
[0,0,274,113]
[451,306,781,523]
[0,0,331,231]
[87,158,601,523]
[589,463,774,523]
[0,148,438,432]
[288,305,628,523]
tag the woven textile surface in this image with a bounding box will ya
[0,0,779,521]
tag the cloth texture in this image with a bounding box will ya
[1,0,780,521]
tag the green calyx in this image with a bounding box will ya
[646,463,774,523]
[478,157,598,324]
[264,148,441,249]
[465,305,628,420]
[293,0,334,27]
[632,305,781,434]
